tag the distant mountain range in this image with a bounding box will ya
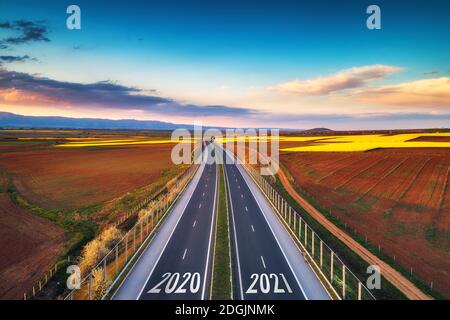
[0,112,191,130]
[0,112,321,131]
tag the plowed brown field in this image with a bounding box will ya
[0,144,175,209]
[0,132,180,299]
[0,194,64,299]
[281,148,450,297]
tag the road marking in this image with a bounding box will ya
[251,225,255,232]
[134,158,206,300]
[182,248,188,260]
[201,163,218,300]
[193,220,197,228]
[203,192,205,197]
[199,203,202,209]
[202,166,219,300]
[221,146,309,300]
[261,256,266,269]
[245,206,248,212]
[241,194,243,198]
[234,160,309,300]
[238,185,240,189]
[224,163,245,300]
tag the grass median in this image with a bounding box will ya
[211,164,232,299]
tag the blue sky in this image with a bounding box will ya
[0,0,449,129]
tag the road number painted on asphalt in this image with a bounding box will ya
[245,273,293,294]
[148,272,201,294]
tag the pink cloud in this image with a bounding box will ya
[273,64,403,95]
[351,77,450,108]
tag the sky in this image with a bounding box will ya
[0,0,449,129]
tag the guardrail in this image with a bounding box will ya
[64,163,199,300]
[242,163,376,300]
[23,257,72,300]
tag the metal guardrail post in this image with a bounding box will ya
[288,204,291,226]
[312,232,315,257]
[304,223,308,246]
[330,252,334,283]
[115,245,119,274]
[320,240,323,268]
[342,265,346,299]
[299,216,302,239]
[358,282,362,300]
[103,257,107,283]
[89,272,93,300]
[125,234,128,261]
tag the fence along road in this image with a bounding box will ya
[113,144,217,300]
[221,146,330,300]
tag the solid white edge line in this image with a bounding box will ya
[201,147,218,300]
[224,147,310,300]
[238,164,310,300]
[109,164,200,300]
[224,159,245,300]
[134,152,207,300]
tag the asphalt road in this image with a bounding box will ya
[113,145,217,300]
[140,151,216,299]
[225,163,306,300]
[113,142,328,300]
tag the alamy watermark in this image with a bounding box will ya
[170,124,279,176]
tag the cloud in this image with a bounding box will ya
[262,112,450,124]
[1,68,447,129]
[0,69,256,118]
[273,65,403,96]
[0,55,36,65]
[0,20,49,48]
[351,77,450,108]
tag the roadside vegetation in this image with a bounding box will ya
[211,164,232,299]
[0,131,186,299]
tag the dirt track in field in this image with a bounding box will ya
[278,167,432,300]
[280,149,450,297]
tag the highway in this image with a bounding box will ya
[222,146,330,300]
[112,142,329,300]
[113,144,217,300]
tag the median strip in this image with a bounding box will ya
[211,164,232,300]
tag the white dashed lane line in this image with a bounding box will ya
[260,256,266,269]
[182,248,188,260]
[193,220,197,228]
[251,225,255,232]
